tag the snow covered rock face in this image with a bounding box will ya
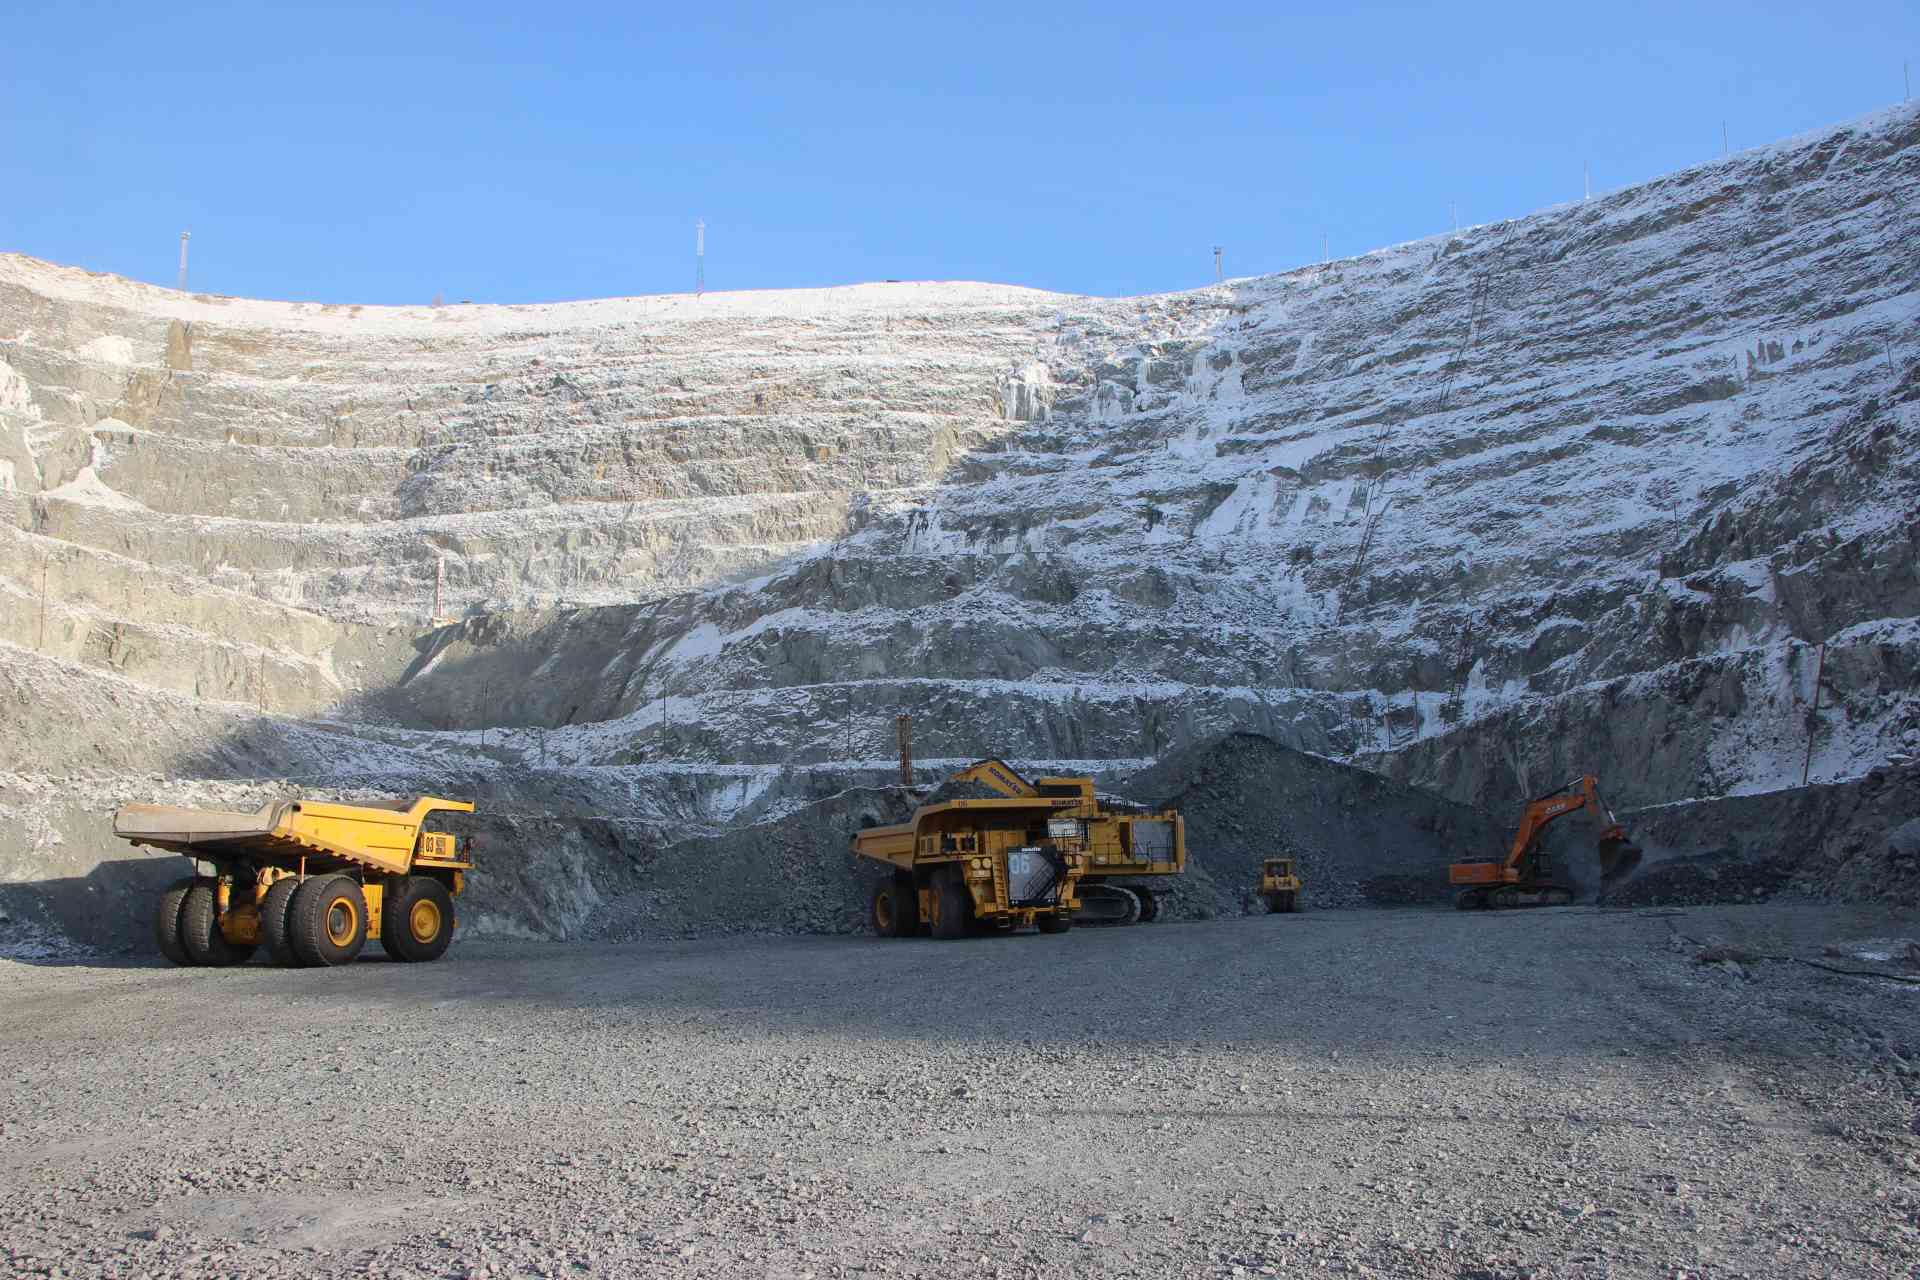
[401,104,1920,815]
[1,105,1918,949]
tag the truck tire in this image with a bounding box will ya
[1036,911,1072,934]
[180,879,252,967]
[1286,889,1305,913]
[381,876,455,963]
[894,871,923,936]
[1137,890,1161,923]
[869,876,916,939]
[929,870,970,941]
[154,877,197,966]
[260,877,301,966]
[290,874,368,967]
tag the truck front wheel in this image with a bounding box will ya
[930,871,971,941]
[1036,911,1072,934]
[382,876,455,962]
[870,875,916,938]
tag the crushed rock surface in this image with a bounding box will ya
[2,901,1916,1278]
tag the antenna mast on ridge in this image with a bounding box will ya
[695,219,705,295]
[177,230,190,291]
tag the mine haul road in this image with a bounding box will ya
[1,903,1915,1279]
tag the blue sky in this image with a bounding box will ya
[3,2,1915,303]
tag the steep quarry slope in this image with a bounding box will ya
[0,271,1072,717]
[4,104,1919,950]
[408,104,1920,808]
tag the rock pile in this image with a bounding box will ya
[1120,733,1507,915]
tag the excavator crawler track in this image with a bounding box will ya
[1073,883,1142,926]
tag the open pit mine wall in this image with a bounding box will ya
[392,102,1920,812]
[2,103,1920,952]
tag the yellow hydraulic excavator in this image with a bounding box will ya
[1449,774,1643,909]
[925,759,1184,925]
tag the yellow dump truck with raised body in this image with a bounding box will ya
[114,796,475,968]
[851,759,1184,939]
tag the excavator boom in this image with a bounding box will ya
[943,759,1040,798]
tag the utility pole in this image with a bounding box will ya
[177,230,190,291]
[1450,201,1457,233]
[1323,233,1329,263]
[1722,121,1729,158]
[695,219,705,295]
[1584,161,1591,201]
[1212,245,1222,282]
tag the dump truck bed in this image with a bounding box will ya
[114,796,473,878]
[853,796,1069,868]
[113,801,292,847]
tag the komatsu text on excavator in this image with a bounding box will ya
[1449,774,1643,910]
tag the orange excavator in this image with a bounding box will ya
[1449,775,1643,910]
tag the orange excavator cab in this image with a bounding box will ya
[1449,775,1642,910]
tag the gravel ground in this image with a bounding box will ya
[2,902,1917,1279]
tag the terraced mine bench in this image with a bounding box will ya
[114,796,475,968]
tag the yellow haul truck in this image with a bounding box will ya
[902,759,1186,925]
[114,796,475,968]
[853,762,1087,939]
[852,759,1185,938]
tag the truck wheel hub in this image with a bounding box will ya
[410,899,442,942]
[326,900,358,946]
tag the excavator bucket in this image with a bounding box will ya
[1597,836,1643,890]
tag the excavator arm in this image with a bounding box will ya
[1502,776,1600,870]
[943,759,1039,798]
